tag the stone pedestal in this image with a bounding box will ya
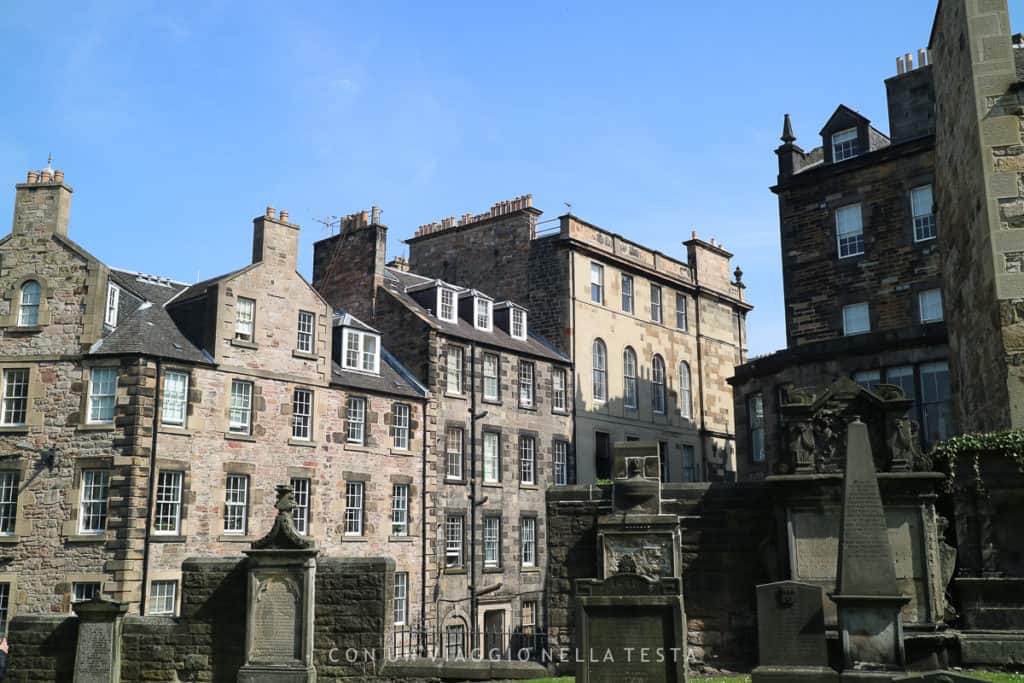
[752,581,837,683]
[238,485,319,683]
[72,598,128,683]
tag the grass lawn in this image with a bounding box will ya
[513,674,1024,683]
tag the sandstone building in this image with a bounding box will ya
[729,53,954,479]
[402,200,750,483]
[0,170,428,634]
[312,212,573,655]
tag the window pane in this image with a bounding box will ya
[912,185,936,241]
[362,334,378,372]
[836,204,864,258]
[344,330,361,369]
[483,432,500,483]
[224,475,248,534]
[476,299,491,329]
[161,371,188,426]
[346,397,366,444]
[520,518,536,567]
[439,289,455,321]
[519,437,535,484]
[391,484,409,536]
[650,285,662,322]
[292,388,313,440]
[484,517,500,567]
[290,477,310,535]
[676,293,687,330]
[79,470,108,534]
[552,369,566,411]
[554,441,568,486]
[235,298,255,340]
[0,583,10,636]
[229,380,253,433]
[154,471,183,534]
[2,369,29,426]
[519,362,534,407]
[149,580,177,616]
[623,348,638,410]
[843,303,870,335]
[621,275,633,313]
[445,516,463,567]
[344,482,364,535]
[679,362,692,419]
[446,427,464,479]
[749,395,765,463]
[0,472,18,535]
[590,263,603,303]
[919,289,943,323]
[18,281,40,326]
[391,403,410,449]
[483,353,500,401]
[920,361,952,446]
[447,347,463,394]
[297,311,315,353]
[393,572,408,625]
[832,128,858,161]
[592,340,607,402]
[105,285,119,326]
[88,368,117,423]
[512,309,526,338]
[652,355,666,414]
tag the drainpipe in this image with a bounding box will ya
[139,356,162,615]
[468,341,478,653]
[692,281,709,479]
[419,393,428,654]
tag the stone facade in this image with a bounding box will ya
[313,218,573,654]
[932,0,1024,433]
[0,174,428,638]
[730,56,954,479]
[405,199,751,482]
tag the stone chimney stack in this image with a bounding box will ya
[252,205,300,270]
[13,163,73,238]
[312,208,388,321]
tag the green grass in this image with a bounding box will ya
[513,674,1024,683]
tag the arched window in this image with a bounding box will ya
[652,354,666,414]
[679,361,693,419]
[592,339,607,403]
[18,281,41,326]
[623,347,638,410]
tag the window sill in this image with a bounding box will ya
[158,426,192,437]
[0,535,20,545]
[482,482,503,489]
[225,432,256,442]
[519,484,539,491]
[444,477,467,485]
[77,423,115,432]
[389,536,414,543]
[343,443,369,452]
[288,439,317,448]
[3,325,41,334]
[217,534,254,543]
[292,350,318,361]
[389,448,414,456]
[0,426,29,434]
[482,566,503,574]
[518,404,537,412]
[66,533,108,543]
[482,398,502,406]
[444,567,467,575]
[230,339,258,350]
[150,535,186,543]
[342,536,367,543]
[444,392,467,401]
[520,566,541,574]
[552,409,570,416]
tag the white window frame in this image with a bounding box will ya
[18,281,41,327]
[437,288,456,323]
[484,516,501,568]
[912,185,936,242]
[511,308,527,340]
[832,127,858,162]
[623,347,638,410]
[552,368,567,412]
[391,403,410,450]
[554,441,568,486]
[650,284,663,323]
[652,355,666,414]
[153,470,183,535]
[520,517,536,568]
[391,484,409,537]
[0,472,18,536]
[621,274,634,313]
[483,431,500,483]
[1,368,29,426]
[592,339,607,403]
[161,370,189,427]
[842,302,871,336]
[446,427,464,480]
[518,361,535,408]
[342,329,381,374]
[290,477,310,535]
[224,474,249,535]
[393,572,408,625]
[483,353,500,401]
[474,297,493,331]
[78,470,109,535]
[346,396,366,445]
[228,379,253,434]
[72,582,101,606]
[87,367,117,425]
[149,580,177,616]
[836,204,865,258]
[675,293,687,330]
[446,346,463,395]
[235,297,255,342]
[919,288,943,323]
[296,310,315,353]
[445,515,464,568]
[104,284,120,327]
[519,436,536,484]
[0,582,9,636]
[292,388,313,440]
[522,600,537,635]
[590,263,604,304]
[679,361,692,419]
[344,481,364,536]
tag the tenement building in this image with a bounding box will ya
[729,51,954,479]
[0,169,428,631]
[312,212,573,654]
[403,198,750,483]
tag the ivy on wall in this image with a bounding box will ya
[932,429,1024,493]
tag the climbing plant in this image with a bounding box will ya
[932,429,1024,493]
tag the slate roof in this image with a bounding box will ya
[90,303,212,364]
[331,351,426,399]
[108,269,188,306]
[383,267,571,364]
[171,265,254,303]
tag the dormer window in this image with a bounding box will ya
[342,328,380,374]
[832,128,858,162]
[437,288,456,323]
[511,308,527,340]
[104,284,120,327]
[475,298,492,331]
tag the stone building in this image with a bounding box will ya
[931,0,1024,434]
[312,212,573,654]
[0,169,428,632]
[403,199,750,483]
[729,52,953,479]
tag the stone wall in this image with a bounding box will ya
[545,483,775,670]
[932,0,1024,433]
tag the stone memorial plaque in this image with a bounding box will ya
[756,582,828,667]
[252,575,300,662]
[75,620,115,682]
[603,534,674,579]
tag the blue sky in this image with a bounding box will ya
[3,1,1022,356]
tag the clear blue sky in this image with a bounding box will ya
[3,1,1021,356]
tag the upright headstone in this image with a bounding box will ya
[751,581,837,682]
[829,417,909,676]
[238,484,319,683]
[73,598,128,683]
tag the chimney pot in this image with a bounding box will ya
[26,171,38,184]
[360,210,369,226]
[279,210,289,222]
[371,206,381,224]
[917,48,927,67]
[691,230,698,240]
[266,206,276,219]
[905,52,913,70]
[40,168,52,182]
[53,170,64,183]
[896,56,905,75]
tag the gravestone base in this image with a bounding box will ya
[237,664,316,683]
[752,665,839,682]
[72,598,129,683]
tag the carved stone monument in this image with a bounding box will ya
[73,597,128,683]
[751,581,837,682]
[576,441,687,682]
[238,484,319,683]
[829,417,909,678]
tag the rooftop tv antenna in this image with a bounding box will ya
[313,215,341,236]
[564,201,573,216]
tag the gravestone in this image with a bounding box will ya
[829,417,909,678]
[238,484,319,683]
[73,598,128,683]
[751,581,837,682]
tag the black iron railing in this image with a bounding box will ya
[389,624,549,662]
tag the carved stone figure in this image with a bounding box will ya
[789,421,816,472]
